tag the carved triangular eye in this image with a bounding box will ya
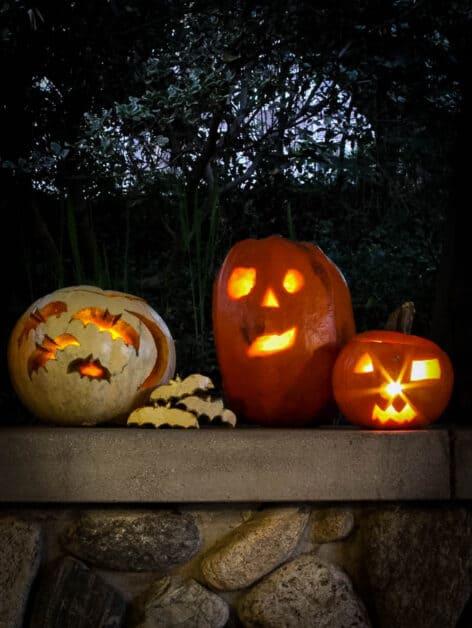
[354,353,374,373]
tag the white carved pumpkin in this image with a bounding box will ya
[8,285,176,425]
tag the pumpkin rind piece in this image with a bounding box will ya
[150,373,214,405]
[127,406,199,428]
[175,395,237,426]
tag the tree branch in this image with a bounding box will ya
[188,109,223,189]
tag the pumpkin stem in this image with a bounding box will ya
[384,302,416,334]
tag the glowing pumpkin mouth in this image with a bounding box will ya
[247,327,297,357]
[372,402,416,424]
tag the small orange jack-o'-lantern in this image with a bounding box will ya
[332,330,454,428]
[212,236,355,426]
[8,285,176,425]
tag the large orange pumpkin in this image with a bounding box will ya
[212,236,355,425]
[332,330,454,428]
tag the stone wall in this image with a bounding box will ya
[1,504,472,627]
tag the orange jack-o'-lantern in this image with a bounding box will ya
[332,330,454,428]
[8,285,176,425]
[212,236,355,426]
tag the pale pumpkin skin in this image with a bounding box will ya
[8,285,176,425]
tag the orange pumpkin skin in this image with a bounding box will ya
[212,236,355,426]
[332,330,454,429]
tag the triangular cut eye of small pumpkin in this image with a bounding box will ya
[354,353,374,373]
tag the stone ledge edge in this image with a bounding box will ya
[0,426,470,502]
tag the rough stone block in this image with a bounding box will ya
[133,575,229,627]
[62,510,201,571]
[312,507,355,543]
[454,429,472,499]
[201,507,309,591]
[353,506,472,628]
[237,553,371,627]
[30,556,126,628]
[0,518,42,628]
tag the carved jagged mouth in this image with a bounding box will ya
[372,402,416,424]
[247,327,297,357]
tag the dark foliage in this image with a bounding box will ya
[1,1,471,420]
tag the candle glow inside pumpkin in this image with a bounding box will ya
[333,331,453,428]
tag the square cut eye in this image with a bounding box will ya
[354,353,374,373]
[410,358,441,381]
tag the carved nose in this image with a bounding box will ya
[261,288,279,308]
[381,381,403,403]
[385,382,402,397]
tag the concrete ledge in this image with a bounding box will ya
[0,427,454,502]
[454,429,472,499]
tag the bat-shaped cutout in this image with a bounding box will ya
[175,396,237,427]
[71,307,140,352]
[67,355,111,382]
[127,406,199,428]
[28,333,80,377]
[150,373,214,404]
[19,301,68,347]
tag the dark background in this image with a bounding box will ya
[1,0,470,423]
